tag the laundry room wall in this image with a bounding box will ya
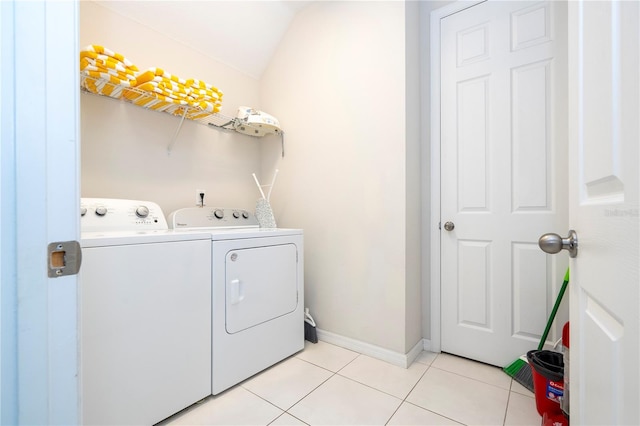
[79,1,264,215]
[259,1,422,355]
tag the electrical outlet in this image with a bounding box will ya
[196,189,206,206]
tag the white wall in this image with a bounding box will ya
[405,0,423,352]
[80,0,428,355]
[80,1,264,215]
[260,1,421,354]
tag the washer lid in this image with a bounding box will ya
[81,230,212,248]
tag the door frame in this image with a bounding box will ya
[428,0,485,354]
[1,1,80,423]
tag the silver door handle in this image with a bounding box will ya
[538,230,578,258]
[443,221,455,231]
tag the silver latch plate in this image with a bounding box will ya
[47,241,82,278]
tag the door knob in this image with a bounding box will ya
[538,230,578,258]
[443,221,455,231]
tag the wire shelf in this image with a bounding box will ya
[80,74,284,156]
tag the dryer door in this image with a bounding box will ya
[225,243,298,333]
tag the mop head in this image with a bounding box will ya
[304,308,318,343]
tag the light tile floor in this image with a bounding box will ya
[162,341,542,426]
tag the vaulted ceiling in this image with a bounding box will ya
[93,1,314,79]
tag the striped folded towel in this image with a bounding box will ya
[125,68,190,114]
[80,45,138,70]
[185,79,223,114]
[80,45,138,98]
[132,68,224,117]
[79,47,224,119]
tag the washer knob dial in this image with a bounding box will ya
[135,205,150,218]
[95,206,107,216]
[242,211,249,219]
[232,211,240,219]
[214,209,224,219]
[80,207,87,217]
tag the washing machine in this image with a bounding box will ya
[79,198,212,425]
[168,207,304,395]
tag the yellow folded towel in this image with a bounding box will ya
[81,45,138,71]
[135,82,191,104]
[80,45,139,99]
[135,68,191,86]
[81,75,127,98]
[80,47,223,117]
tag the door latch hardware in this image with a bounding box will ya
[538,230,578,258]
[47,241,82,278]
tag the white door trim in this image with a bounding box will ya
[429,0,485,354]
[2,1,80,423]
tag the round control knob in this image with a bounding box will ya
[242,211,249,219]
[95,206,107,216]
[135,205,150,218]
[80,207,87,217]
[214,209,224,219]
[232,211,240,219]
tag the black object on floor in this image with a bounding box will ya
[304,308,318,343]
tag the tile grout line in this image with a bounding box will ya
[502,381,514,426]
[382,359,433,426]
[278,352,361,424]
[429,365,513,391]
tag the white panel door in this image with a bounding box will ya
[568,1,639,423]
[441,0,568,366]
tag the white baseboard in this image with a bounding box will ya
[316,329,427,368]
[423,338,433,352]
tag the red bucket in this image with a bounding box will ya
[542,410,569,426]
[527,350,564,417]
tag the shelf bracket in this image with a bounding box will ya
[167,108,189,154]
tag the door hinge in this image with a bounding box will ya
[48,241,82,278]
[438,221,442,230]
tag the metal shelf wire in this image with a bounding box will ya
[80,74,284,156]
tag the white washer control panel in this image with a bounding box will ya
[169,207,259,229]
[81,198,168,232]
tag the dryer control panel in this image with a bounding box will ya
[169,207,259,229]
[81,198,168,232]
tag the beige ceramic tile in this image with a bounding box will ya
[165,387,282,425]
[511,377,535,396]
[242,357,333,410]
[414,351,439,366]
[269,412,308,425]
[387,402,463,425]
[407,367,510,426]
[338,354,428,398]
[295,340,359,372]
[432,353,512,390]
[504,391,543,425]
[288,374,402,425]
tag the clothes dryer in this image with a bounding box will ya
[169,207,304,395]
[80,198,212,425]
